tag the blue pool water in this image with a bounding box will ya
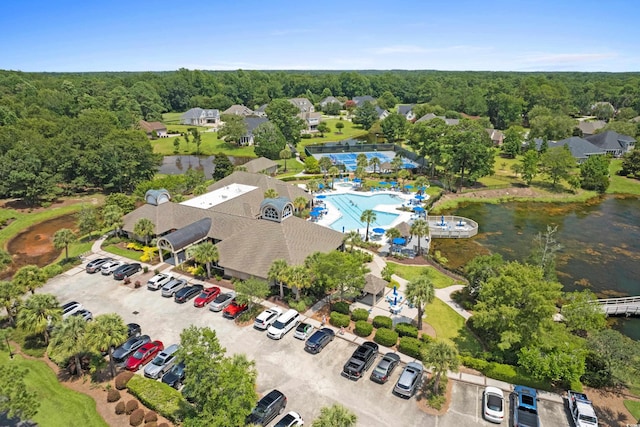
[325,193,402,232]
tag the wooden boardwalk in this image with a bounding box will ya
[427,215,478,239]
[596,296,640,316]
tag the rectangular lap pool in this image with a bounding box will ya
[324,193,402,232]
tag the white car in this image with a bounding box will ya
[254,307,283,330]
[147,273,173,291]
[483,386,505,423]
[274,411,304,427]
[267,309,300,340]
[100,260,123,275]
[61,301,84,319]
[72,309,93,322]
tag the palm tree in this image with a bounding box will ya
[133,218,155,246]
[312,404,357,427]
[360,209,377,242]
[306,179,320,193]
[53,228,76,261]
[17,293,61,345]
[268,259,289,299]
[354,166,366,183]
[344,230,361,252]
[385,227,401,254]
[369,156,381,174]
[397,169,410,189]
[188,241,219,278]
[391,155,403,175]
[405,274,435,331]
[264,188,279,199]
[327,166,340,189]
[410,219,430,256]
[102,204,124,235]
[422,340,459,393]
[318,156,333,173]
[86,313,128,378]
[49,315,88,377]
[0,280,24,325]
[284,265,311,301]
[279,148,292,172]
[356,153,368,168]
[414,176,429,194]
[13,264,46,294]
[293,196,308,216]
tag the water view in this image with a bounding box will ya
[433,196,640,340]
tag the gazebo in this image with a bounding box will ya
[363,274,388,306]
[395,221,411,238]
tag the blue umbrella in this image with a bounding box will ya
[378,181,389,186]
[318,183,324,189]
[309,211,320,217]
[392,237,406,245]
[393,286,397,296]
[390,181,397,186]
[316,194,326,199]
[404,184,413,189]
[311,206,324,212]
[372,227,385,234]
[353,178,362,183]
[413,206,425,212]
[415,194,425,200]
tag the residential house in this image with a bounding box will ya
[375,106,389,121]
[139,120,167,138]
[585,130,636,157]
[397,105,415,121]
[319,96,342,108]
[242,157,279,175]
[577,120,606,137]
[254,104,268,117]
[180,108,220,126]
[239,117,269,146]
[288,98,315,113]
[533,137,605,163]
[352,95,376,106]
[223,105,254,116]
[288,98,321,132]
[486,129,505,146]
[121,171,344,280]
[416,113,459,126]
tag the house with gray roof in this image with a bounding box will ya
[585,130,636,157]
[239,117,269,146]
[486,129,505,146]
[121,171,344,280]
[415,113,459,125]
[139,120,168,138]
[242,157,279,175]
[375,106,389,121]
[577,120,606,137]
[223,105,254,116]
[180,108,220,126]
[352,95,375,106]
[319,96,342,108]
[254,104,268,117]
[288,98,315,113]
[532,137,605,163]
[397,105,415,121]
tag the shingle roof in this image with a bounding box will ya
[244,117,269,134]
[242,157,279,174]
[397,105,414,115]
[353,96,375,106]
[534,137,605,160]
[288,98,313,112]
[139,120,166,133]
[363,274,387,295]
[415,114,458,125]
[181,108,219,120]
[577,120,606,135]
[585,130,636,151]
[320,96,341,106]
[375,106,388,117]
[160,218,211,250]
[223,105,254,116]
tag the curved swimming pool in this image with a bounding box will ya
[324,193,403,232]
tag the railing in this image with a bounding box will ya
[594,296,640,316]
[426,215,479,239]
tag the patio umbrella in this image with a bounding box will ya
[390,181,397,186]
[415,194,425,200]
[392,237,406,245]
[309,211,320,217]
[353,178,362,183]
[378,181,389,186]
[311,206,324,212]
[393,286,397,296]
[440,215,445,226]
[413,206,425,213]
[316,195,326,199]
[404,184,413,189]
[318,183,324,189]
[372,227,385,234]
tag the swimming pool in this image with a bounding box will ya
[325,193,402,232]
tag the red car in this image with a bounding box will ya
[193,286,221,308]
[125,340,164,371]
[222,301,248,319]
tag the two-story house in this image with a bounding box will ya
[180,108,220,126]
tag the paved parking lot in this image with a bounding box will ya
[41,262,569,426]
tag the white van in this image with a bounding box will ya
[267,309,300,340]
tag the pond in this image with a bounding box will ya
[158,155,253,176]
[433,196,640,340]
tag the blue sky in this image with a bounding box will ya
[1,0,638,72]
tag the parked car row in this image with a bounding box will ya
[247,389,304,427]
[85,257,142,280]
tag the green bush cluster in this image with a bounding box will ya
[398,337,425,359]
[129,408,145,426]
[354,321,373,337]
[372,316,393,329]
[330,312,350,328]
[127,375,187,423]
[460,356,550,391]
[420,334,433,345]
[43,264,63,278]
[115,371,135,390]
[332,301,350,315]
[395,322,419,338]
[351,308,370,322]
[374,328,399,347]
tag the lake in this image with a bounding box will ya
[433,196,640,340]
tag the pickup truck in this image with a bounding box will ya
[342,341,378,380]
[567,390,598,427]
[511,385,539,427]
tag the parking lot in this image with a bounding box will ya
[41,261,570,426]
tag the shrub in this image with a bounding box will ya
[144,411,158,423]
[127,374,187,423]
[484,362,517,383]
[374,328,398,347]
[395,322,419,338]
[351,308,369,322]
[115,371,135,390]
[129,408,145,426]
[372,316,393,329]
[125,400,139,415]
[354,321,373,337]
[398,336,424,359]
[460,356,489,372]
[332,301,350,315]
[420,334,433,345]
[287,299,308,313]
[115,401,126,415]
[43,264,63,278]
[329,312,350,328]
[107,388,121,402]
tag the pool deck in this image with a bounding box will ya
[308,182,425,235]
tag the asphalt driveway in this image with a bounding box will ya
[41,262,569,426]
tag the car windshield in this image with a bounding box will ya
[296,324,307,332]
[487,394,503,410]
[151,355,164,365]
[198,291,209,298]
[272,320,285,329]
[170,363,184,375]
[122,339,136,350]
[214,294,230,303]
[133,349,146,359]
[373,366,386,375]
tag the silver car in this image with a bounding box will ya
[161,279,187,298]
[393,361,423,398]
[144,344,179,379]
[100,260,122,275]
[209,291,237,312]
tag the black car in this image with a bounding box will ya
[342,341,379,380]
[247,389,287,426]
[162,361,185,389]
[174,284,204,304]
[112,334,150,363]
[113,263,142,280]
[304,327,336,354]
[85,257,113,274]
[370,352,401,383]
[127,323,141,337]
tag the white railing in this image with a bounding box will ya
[593,296,640,316]
[426,215,478,239]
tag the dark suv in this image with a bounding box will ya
[113,263,142,280]
[246,389,287,426]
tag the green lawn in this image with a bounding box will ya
[161,112,183,125]
[607,159,640,195]
[296,118,367,153]
[151,129,257,158]
[624,400,640,422]
[387,262,454,289]
[424,298,483,356]
[0,351,107,427]
[102,244,143,261]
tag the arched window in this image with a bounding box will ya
[282,204,293,219]
[263,206,279,221]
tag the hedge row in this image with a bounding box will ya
[354,320,373,337]
[372,316,392,329]
[332,301,350,315]
[351,308,369,322]
[460,356,552,391]
[126,375,187,422]
[397,337,425,359]
[329,312,350,328]
[395,322,418,338]
[374,328,398,347]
